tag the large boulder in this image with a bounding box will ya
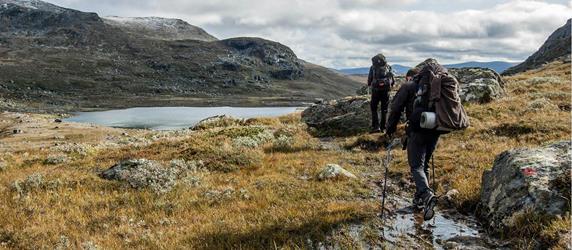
[448,67,505,103]
[477,141,571,234]
[301,96,370,136]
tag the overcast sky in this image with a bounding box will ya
[49,0,572,68]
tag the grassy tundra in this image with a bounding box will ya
[0,61,570,249]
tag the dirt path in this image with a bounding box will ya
[320,150,509,249]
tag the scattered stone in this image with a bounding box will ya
[121,132,129,136]
[12,129,22,134]
[45,154,69,165]
[477,141,571,234]
[441,189,460,208]
[100,159,179,194]
[81,241,99,250]
[54,118,62,123]
[301,96,371,136]
[527,98,558,111]
[55,235,70,250]
[239,188,251,200]
[317,164,357,181]
[11,173,44,197]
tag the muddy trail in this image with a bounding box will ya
[319,141,510,249]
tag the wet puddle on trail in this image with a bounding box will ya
[383,198,484,249]
[330,196,502,250]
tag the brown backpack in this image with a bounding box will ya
[429,73,470,131]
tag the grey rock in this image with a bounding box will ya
[301,96,371,136]
[317,164,357,180]
[441,189,460,208]
[477,141,571,234]
[448,67,505,103]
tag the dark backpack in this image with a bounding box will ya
[372,65,393,90]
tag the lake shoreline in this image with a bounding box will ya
[64,106,306,130]
[1,95,319,115]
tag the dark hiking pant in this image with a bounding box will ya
[370,89,390,130]
[407,131,440,199]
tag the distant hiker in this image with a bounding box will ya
[386,59,469,221]
[367,54,395,133]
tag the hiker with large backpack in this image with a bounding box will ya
[386,58,469,221]
[367,53,395,133]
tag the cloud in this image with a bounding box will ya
[48,0,572,68]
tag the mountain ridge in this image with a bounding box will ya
[503,19,571,75]
[0,0,361,111]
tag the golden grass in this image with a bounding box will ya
[0,62,569,249]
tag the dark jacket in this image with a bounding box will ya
[386,80,417,135]
[367,65,394,91]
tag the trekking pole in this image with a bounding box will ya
[431,155,436,193]
[380,139,401,225]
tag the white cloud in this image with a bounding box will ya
[47,0,572,68]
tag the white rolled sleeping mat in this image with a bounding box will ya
[420,112,455,132]
[420,112,438,129]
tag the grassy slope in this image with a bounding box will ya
[0,62,569,249]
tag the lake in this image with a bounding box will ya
[64,106,303,130]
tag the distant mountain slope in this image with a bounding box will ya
[504,19,571,75]
[337,67,369,75]
[445,61,517,73]
[103,16,218,42]
[0,0,361,110]
[338,62,515,76]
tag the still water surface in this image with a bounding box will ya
[65,106,302,130]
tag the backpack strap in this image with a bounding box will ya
[429,72,442,103]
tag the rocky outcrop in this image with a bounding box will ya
[221,37,304,80]
[504,19,571,75]
[477,141,571,234]
[301,96,370,136]
[448,67,505,103]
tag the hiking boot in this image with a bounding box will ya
[422,191,437,221]
[413,196,424,211]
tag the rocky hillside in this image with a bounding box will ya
[0,0,361,111]
[103,16,218,42]
[503,19,571,75]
